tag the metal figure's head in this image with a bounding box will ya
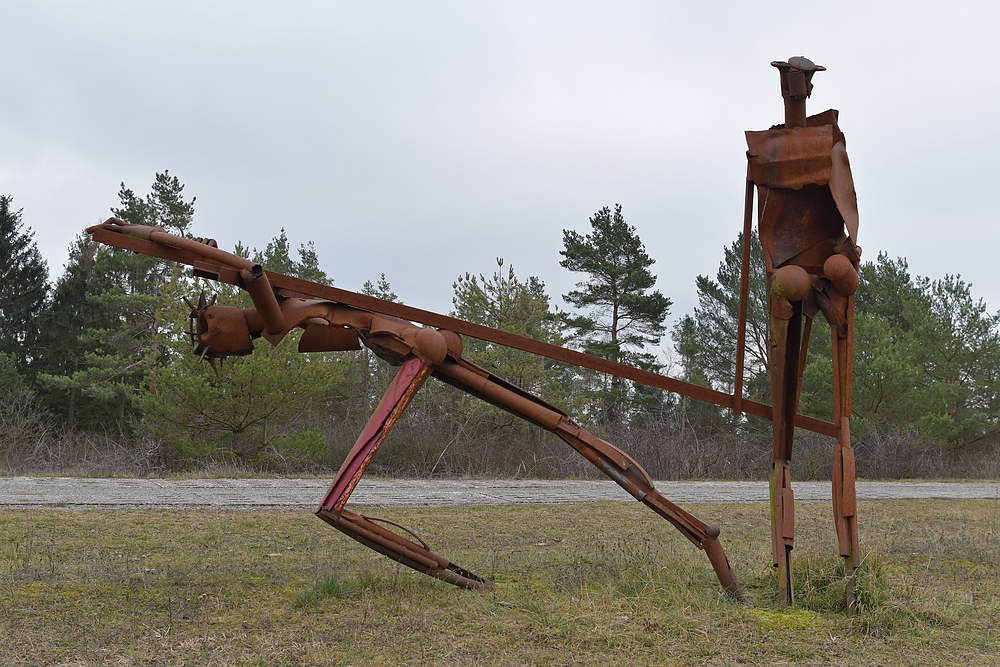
[185,292,255,374]
[771,56,825,101]
[771,56,825,128]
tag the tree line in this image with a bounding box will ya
[2,174,999,479]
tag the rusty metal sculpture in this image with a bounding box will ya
[741,56,861,606]
[84,56,859,607]
[84,220,743,597]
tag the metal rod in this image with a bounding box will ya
[88,223,841,438]
[733,177,754,415]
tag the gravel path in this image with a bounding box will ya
[2,477,998,510]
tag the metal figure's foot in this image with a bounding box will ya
[317,507,492,589]
[778,547,794,605]
[844,559,857,614]
[702,524,744,599]
[770,461,795,605]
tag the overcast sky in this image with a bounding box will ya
[3,1,999,354]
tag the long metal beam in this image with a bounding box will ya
[88,224,838,437]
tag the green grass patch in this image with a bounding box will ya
[1,499,998,665]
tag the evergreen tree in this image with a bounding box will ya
[560,204,671,423]
[139,227,343,467]
[669,232,773,438]
[452,258,563,400]
[113,171,194,235]
[433,260,566,473]
[337,274,401,425]
[362,273,398,303]
[137,312,344,467]
[35,234,166,427]
[907,273,1000,445]
[801,253,918,430]
[672,232,769,399]
[801,256,1000,446]
[34,173,196,427]
[252,228,331,285]
[679,237,1000,449]
[0,195,49,369]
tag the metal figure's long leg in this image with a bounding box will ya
[315,354,492,589]
[829,294,860,610]
[768,294,804,605]
[434,356,743,598]
[318,355,431,513]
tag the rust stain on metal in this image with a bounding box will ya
[84,55,862,609]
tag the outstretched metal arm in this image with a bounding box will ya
[87,218,840,438]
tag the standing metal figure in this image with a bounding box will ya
[739,56,861,606]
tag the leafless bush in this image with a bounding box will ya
[8,385,1000,479]
[372,423,583,478]
[853,425,1000,479]
[0,392,165,476]
[610,423,771,480]
[321,415,1000,481]
[0,389,58,469]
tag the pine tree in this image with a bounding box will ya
[0,195,49,368]
[252,228,331,285]
[560,204,671,423]
[672,231,769,399]
[453,258,563,399]
[34,173,196,427]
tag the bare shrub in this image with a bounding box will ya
[610,423,771,481]
[0,389,58,469]
[320,414,1000,481]
[852,425,1000,479]
[0,391,165,476]
[8,379,999,480]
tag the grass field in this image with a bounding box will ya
[2,498,998,666]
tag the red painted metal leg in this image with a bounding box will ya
[319,354,431,513]
[316,354,491,589]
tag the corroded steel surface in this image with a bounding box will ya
[83,55,861,607]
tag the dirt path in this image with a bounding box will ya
[2,477,998,509]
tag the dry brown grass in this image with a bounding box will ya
[2,498,998,666]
